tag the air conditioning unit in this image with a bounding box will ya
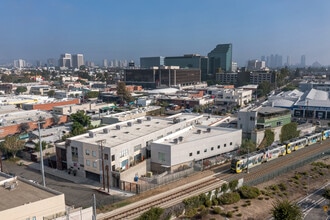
[103,128,110,133]
[116,125,121,130]
[127,122,132,127]
[178,136,184,142]
[137,119,142,124]
[146,116,152,121]
[89,131,95,138]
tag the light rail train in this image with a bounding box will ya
[231,129,330,173]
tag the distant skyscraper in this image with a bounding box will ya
[59,53,72,68]
[47,58,56,67]
[208,44,232,74]
[301,55,306,67]
[286,56,291,67]
[72,54,84,68]
[14,59,26,69]
[103,59,108,67]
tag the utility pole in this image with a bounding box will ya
[96,139,106,191]
[247,147,250,174]
[92,194,97,220]
[38,120,46,187]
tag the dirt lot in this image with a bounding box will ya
[198,156,330,220]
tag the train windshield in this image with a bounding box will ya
[231,159,238,170]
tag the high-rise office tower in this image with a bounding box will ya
[301,55,306,67]
[59,53,72,68]
[208,44,232,75]
[72,54,84,68]
[103,59,108,67]
[14,59,26,69]
[286,56,291,66]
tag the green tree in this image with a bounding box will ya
[271,199,303,220]
[239,139,257,155]
[34,141,47,151]
[86,91,99,99]
[257,81,272,97]
[323,187,330,200]
[137,207,164,220]
[265,129,275,147]
[70,110,91,127]
[19,122,30,133]
[229,179,239,191]
[16,86,28,94]
[48,90,55,97]
[1,135,25,158]
[71,121,86,136]
[117,81,134,103]
[280,122,300,143]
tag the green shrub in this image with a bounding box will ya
[278,183,287,191]
[221,183,229,192]
[237,213,242,217]
[212,198,219,206]
[229,180,239,191]
[226,211,233,218]
[205,199,212,207]
[137,207,164,220]
[185,208,197,218]
[293,173,301,180]
[323,188,330,199]
[213,207,222,214]
[218,192,241,205]
[238,185,261,199]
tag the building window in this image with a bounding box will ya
[71,147,78,157]
[120,149,129,158]
[92,151,96,157]
[189,152,193,157]
[224,144,227,147]
[112,165,115,171]
[277,121,282,126]
[93,161,97,168]
[197,150,200,155]
[134,144,142,152]
[211,147,214,151]
[32,217,36,220]
[104,154,109,160]
[217,145,220,149]
[230,142,232,146]
[111,155,115,161]
[158,152,165,162]
[85,149,90,155]
[86,160,90,166]
[204,149,207,153]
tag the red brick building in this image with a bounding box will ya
[22,99,80,111]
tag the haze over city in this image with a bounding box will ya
[1,0,330,66]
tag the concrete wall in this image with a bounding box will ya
[120,159,149,182]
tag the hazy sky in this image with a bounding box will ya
[1,0,330,66]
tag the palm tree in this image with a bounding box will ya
[271,199,303,220]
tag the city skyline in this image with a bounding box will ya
[1,0,330,66]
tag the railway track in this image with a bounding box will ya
[98,139,330,220]
[98,176,226,219]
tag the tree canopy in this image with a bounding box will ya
[48,90,55,97]
[280,122,300,143]
[70,110,91,127]
[257,81,272,98]
[86,91,99,99]
[0,135,25,158]
[239,139,257,155]
[116,81,134,103]
[16,86,28,94]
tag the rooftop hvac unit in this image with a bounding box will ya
[207,128,211,132]
[137,119,142,123]
[146,116,152,121]
[197,129,202,134]
[103,128,110,133]
[127,122,132,127]
[116,125,121,130]
[89,131,95,138]
[178,136,184,142]
[173,138,178,144]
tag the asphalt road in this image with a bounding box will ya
[2,160,127,209]
[298,182,330,220]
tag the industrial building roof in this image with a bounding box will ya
[0,176,61,211]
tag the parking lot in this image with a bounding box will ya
[1,160,130,209]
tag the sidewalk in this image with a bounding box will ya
[20,159,133,197]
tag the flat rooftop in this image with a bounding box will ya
[0,177,60,211]
[70,113,204,147]
[0,110,52,127]
[160,126,238,145]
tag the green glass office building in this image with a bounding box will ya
[208,44,232,75]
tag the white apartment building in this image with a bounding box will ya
[213,88,252,107]
[60,113,241,189]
